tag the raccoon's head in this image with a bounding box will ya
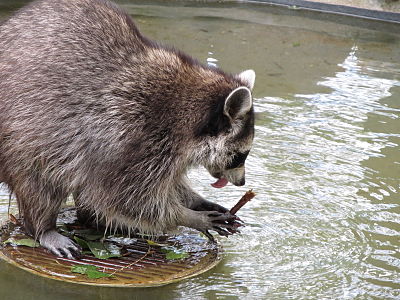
[198,69,256,188]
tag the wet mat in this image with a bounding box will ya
[0,208,222,287]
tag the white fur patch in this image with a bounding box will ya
[238,69,256,90]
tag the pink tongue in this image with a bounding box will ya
[211,178,228,188]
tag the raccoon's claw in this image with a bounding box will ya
[212,226,232,237]
[56,244,82,259]
[206,211,243,237]
[208,212,242,225]
[200,229,216,242]
[201,224,240,241]
[40,230,82,259]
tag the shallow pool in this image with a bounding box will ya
[1,1,399,299]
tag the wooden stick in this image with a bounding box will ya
[230,190,256,215]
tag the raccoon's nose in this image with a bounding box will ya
[235,177,245,186]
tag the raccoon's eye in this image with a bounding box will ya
[226,151,249,169]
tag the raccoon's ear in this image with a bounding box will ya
[238,69,255,90]
[224,87,252,120]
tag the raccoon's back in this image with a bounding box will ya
[0,0,147,107]
[0,0,152,186]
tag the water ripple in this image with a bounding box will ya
[186,44,400,299]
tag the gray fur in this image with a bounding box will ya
[0,0,255,256]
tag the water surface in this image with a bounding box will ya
[0,1,399,299]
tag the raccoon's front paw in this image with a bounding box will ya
[195,211,243,242]
[40,230,82,259]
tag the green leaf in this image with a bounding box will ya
[87,241,121,259]
[161,246,189,260]
[71,264,95,274]
[165,250,189,260]
[71,264,112,279]
[74,229,104,241]
[74,236,90,250]
[79,234,104,241]
[147,240,168,247]
[3,237,40,248]
[147,240,161,246]
[86,269,112,279]
[74,236,121,259]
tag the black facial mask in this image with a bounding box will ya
[226,151,249,169]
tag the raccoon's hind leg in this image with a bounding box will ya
[16,185,81,259]
[74,191,96,226]
[73,191,108,231]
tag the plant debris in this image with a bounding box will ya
[0,207,223,286]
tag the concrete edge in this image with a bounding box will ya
[244,0,400,23]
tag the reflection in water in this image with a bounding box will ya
[0,2,400,300]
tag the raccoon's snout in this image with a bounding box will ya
[236,176,246,186]
[223,166,246,187]
[230,171,245,186]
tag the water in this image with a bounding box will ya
[1,1,399,299]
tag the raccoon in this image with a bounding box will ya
[0,0,255,258]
